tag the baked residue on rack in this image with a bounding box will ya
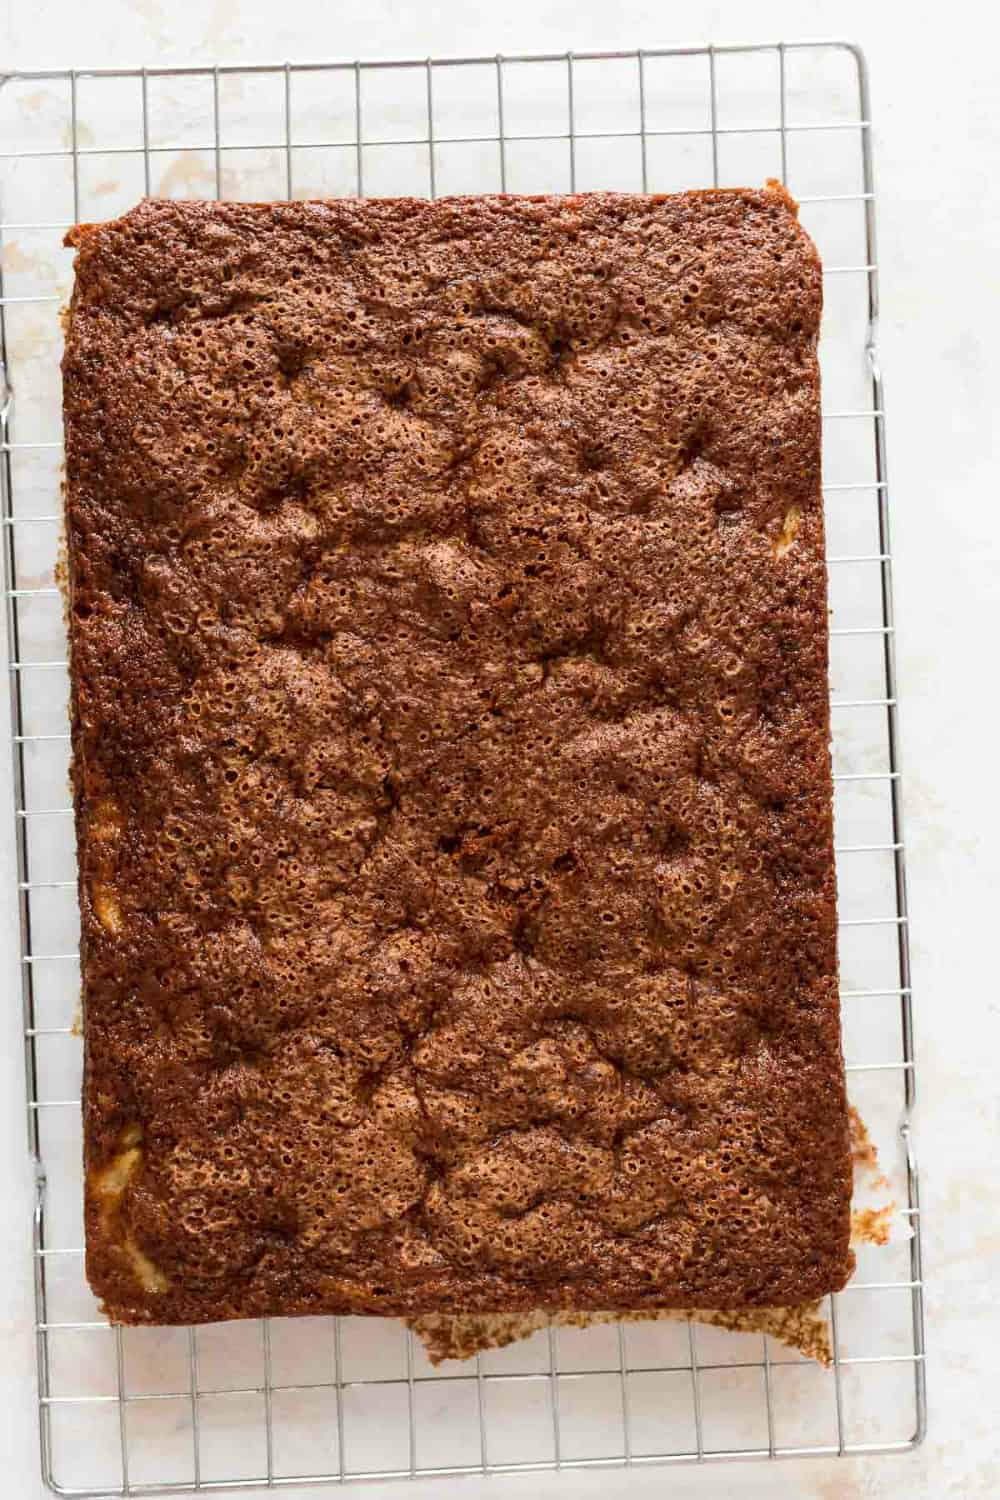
[409,1107,898,1365]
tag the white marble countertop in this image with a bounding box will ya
[1,0,997,1496]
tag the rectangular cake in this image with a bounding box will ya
[64,189,853,1324]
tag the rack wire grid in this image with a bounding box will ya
[0,38,925,1497]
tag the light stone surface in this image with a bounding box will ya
[0,0,997,1496]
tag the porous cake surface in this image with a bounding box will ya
[64,190,853,1324]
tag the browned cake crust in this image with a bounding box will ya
[64,189,853,1325]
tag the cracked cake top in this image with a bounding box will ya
[64,190,852,1324]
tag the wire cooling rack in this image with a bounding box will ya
[0,39,925,1497]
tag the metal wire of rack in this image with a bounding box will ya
[0,39,925,1496]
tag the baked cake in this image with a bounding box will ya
[63,188,853,1324]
